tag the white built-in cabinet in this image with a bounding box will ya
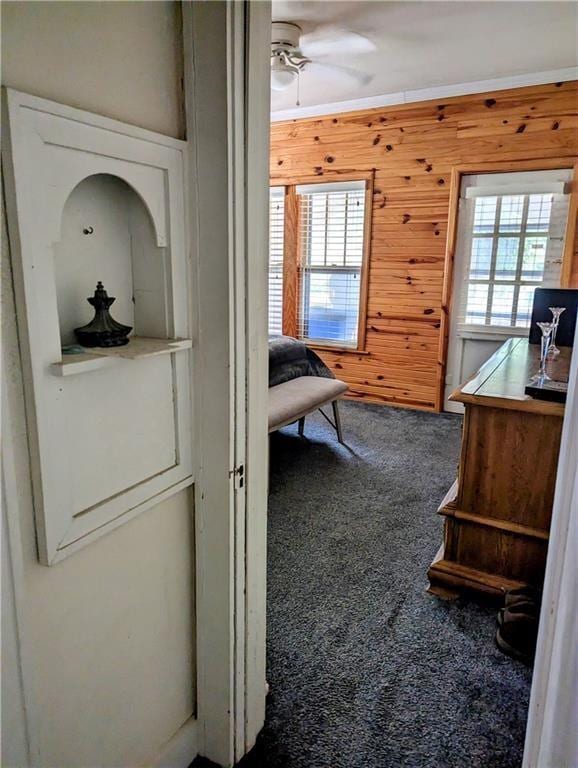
[2,89,193,564]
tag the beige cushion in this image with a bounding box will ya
[268,376,348,432]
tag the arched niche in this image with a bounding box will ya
[54,173,168,347]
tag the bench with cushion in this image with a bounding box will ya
[268,375,348,443]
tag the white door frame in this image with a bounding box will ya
[243,1,271,750]
[182,1,270,765]
[443,167,574,413]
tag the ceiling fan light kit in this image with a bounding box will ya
[271,22,307,92]
[271,20,376,102]
[271,56,298,91]
[272,21,302,50]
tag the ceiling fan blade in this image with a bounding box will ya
[299,26,376,59]
[306,61,374,88]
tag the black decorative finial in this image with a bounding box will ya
[74,282,132,348]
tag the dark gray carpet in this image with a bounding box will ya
[243,401,532,768]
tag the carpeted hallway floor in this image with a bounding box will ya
[242,401,532,768]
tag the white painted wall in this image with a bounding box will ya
[1,1,184,139]
[1,3,195,766]
[1,485,29,768]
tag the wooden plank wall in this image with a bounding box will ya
[270,81,578,411]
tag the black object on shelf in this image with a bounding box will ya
[524,377,567,404]
[528,288,578,346]
[74,281,132,348]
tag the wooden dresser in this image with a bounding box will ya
[428,337,571,600]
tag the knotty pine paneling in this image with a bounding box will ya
[271,81,578,411]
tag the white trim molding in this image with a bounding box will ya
[271,67,578,122]
[182,0,269,764]
[151,718,198,768]
[243,0,271,752]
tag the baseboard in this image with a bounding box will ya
[443,400,465,415]
[149,717,198,768]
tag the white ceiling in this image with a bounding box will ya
[271,1,578,115]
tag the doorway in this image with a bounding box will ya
[444,168,573,412]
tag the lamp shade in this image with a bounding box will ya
[271,61,297,91]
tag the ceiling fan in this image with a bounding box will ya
[271,21,376,98]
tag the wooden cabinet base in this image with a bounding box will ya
[427,340,568,601]
[427,545,527,601]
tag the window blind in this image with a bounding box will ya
[296,181,366,347]
[268,187,285,335]
[457,171,571,331]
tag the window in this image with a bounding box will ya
[268,187,285,335]
[297,180,367,348]
[268,178,370,348]
[459,172,570,332]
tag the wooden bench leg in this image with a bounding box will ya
[332,400,344,444]
[298,416,305,437]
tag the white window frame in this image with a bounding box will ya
[295,179,370,351]
[268,186,285,335]
[456,171,572,340]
